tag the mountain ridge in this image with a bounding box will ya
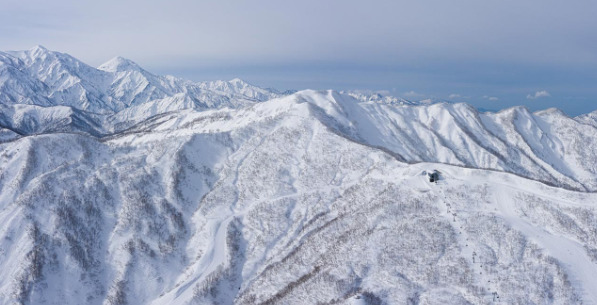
[1,47,597,305]
[0,46,285,114]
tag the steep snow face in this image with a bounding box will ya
[0,52,52,107]
[0,103,105,136]
[275,91,597,191]
[1,96,596,305]
[0,46,284,115]
[8,46,118,112]
[99,56,177,109]
[2,47,597,305]
[97,56,143,73]
[96,56,285,112]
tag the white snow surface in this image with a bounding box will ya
[1,47,597,305]
[2,46,284,115]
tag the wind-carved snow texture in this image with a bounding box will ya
[1,47,597,305]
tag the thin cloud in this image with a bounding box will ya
[527,90,551,99]
[403,90,424,98]
[448,93,470,100]
[483,95,499,101]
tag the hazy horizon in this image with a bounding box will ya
[1,0,596,115]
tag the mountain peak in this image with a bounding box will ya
[30,45,49,53]
[229,77,246,84]
[228,78,252,88]
[98,56,141,72]
[13,45,53,60]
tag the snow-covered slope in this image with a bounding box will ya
[0,51,53,107]
[341,90,418,106]
[1,47,597,305]
[577,109,597,128]
[0,103,105,136]
[1,46,283,116]
[282,91,597,192]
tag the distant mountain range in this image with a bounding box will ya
[1,46,597,305]
[0,46,460,138]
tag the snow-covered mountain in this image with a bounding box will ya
[341,90,418,106]
[1,47,597,305]
[1,46,283,119]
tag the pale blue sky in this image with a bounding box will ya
[1,0,596,115]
